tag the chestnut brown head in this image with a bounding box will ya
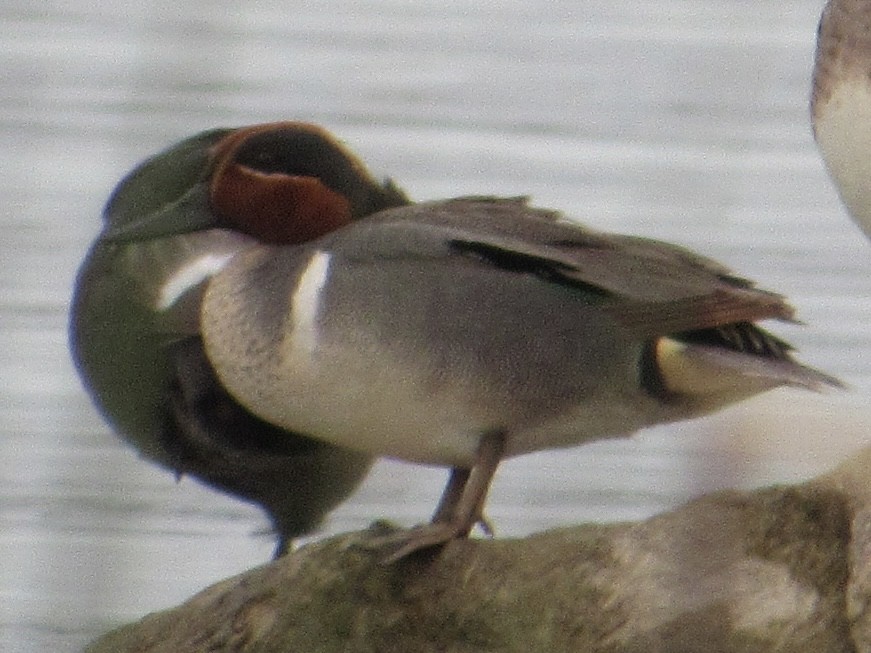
[208,122,408,244]
[104,122,408,244]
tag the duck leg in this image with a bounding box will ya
[431,465,497,535]
[381,430,506,563]
[430,467,470,523]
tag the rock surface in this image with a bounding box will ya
[86,445,871,653]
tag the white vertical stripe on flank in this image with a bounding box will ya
[289,250,332,360]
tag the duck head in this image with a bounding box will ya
[104,121,408,244]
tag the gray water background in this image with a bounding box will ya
[2,1,871,651]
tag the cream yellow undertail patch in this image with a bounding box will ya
[657,337,761,400]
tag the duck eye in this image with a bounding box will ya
[233,130,343,179]
[251,150,278,168]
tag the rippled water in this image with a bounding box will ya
[2,1,870,651]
